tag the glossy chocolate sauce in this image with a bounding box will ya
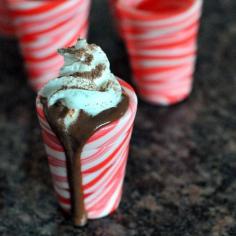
[41,93,129,226]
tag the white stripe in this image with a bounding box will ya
[140,94,170,105]
[49,165,67,177]
[132,56,196,68]
[54,185,70,199]
[54,179,69,189]
[10,2,45,10]
[128,25,198,46]
[45,145,66,161]
[129,44,196,56]
[60,202,70,210]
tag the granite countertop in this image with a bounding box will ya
[0,0,236,235]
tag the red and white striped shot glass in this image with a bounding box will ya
[0,0,14,36]
[7,0,91,91]
[115,0,203,105]
[36,79,137,219]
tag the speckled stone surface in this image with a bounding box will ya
[0,0,236,235]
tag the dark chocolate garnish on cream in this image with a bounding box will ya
[72,64,106,80]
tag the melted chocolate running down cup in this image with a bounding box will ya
[41,93,128,226]
[39,39,129,226]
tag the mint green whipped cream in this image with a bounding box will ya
[39,39,122,126]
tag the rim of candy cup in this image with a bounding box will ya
[36,78,137,148]
[116,0,201,21]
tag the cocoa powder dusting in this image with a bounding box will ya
[72,64,106,80]
[58,46,76,55]
[84,53,93,65]
[58,46,93,66]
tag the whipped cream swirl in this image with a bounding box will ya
[39,39,122,126]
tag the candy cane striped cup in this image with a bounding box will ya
[115,0,203,105]
[36,79,137,220]
[7,0,91,91]
[0,0,14,36]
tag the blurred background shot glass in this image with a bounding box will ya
[115,0,203,105]
[7,0,91,91]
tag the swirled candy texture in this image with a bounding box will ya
[7,0,91,91]
[114,0,202,105]
[36,79,137,219]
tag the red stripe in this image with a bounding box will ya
[52,174,67,182]
[83,166,112,190]
[82,131,129,174]
[20,15,77,39]
[115,0,198,21]
[8,2,66,16]
[120,15,199,33]
[41,127,60,145]
[44,139,63,152]
[132,62,192,75]
[83,191,93,199]
[87,120,118,143]
[110,188,122,214]
[130,50,195,61]
[48,156,65,167]
[56,193,71,205]
[37,108,47,121]
[135,74,192,85]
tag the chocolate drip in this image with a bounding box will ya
[41,93,129,226]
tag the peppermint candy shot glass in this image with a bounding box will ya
[36,79,137,224]
[7,0,91,91]
[115,0,203,105]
